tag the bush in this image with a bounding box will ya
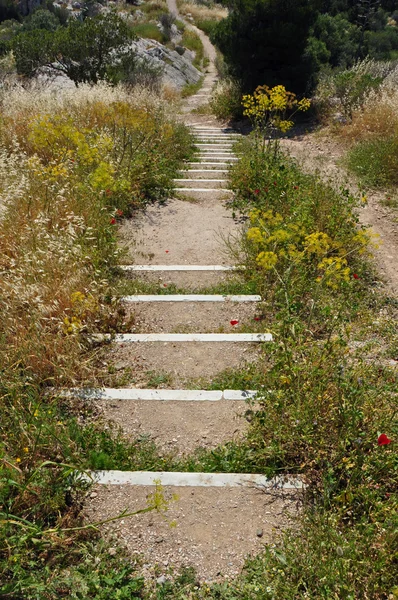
[209,78,242,120]
[212,0,319,93]
[181,28,204,68]
[347,135,398,187]
[314,58,390,121]
[12,13,136,84]
[132,21,165,42]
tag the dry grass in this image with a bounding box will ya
[0,81,191,387]
[177,0,227,23]
[340,79,398,143]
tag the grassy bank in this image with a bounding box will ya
[0,82,193,598]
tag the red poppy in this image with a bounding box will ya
[294,185,299,190]
[273,181,277,186]
[110,218,116,225]
[353,274,359,280]
[165,250,169,253]
[106,189,112,196]
[254,189,260,195]
[116,209,123,216]
[230,320,239,326]
[163,284,167,287]
[254,317,260,321]
[378,434,391,446]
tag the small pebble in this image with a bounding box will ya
[256,529,263,538]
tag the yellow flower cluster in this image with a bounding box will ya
[256,251,278,270]
[247,209,359,289]
[317,257,351,290]
[242,85,311,133]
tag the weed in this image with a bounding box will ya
[181,76,204,97]
[347,135,398,187]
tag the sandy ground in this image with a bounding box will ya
[100,399,250,455]
[125,301,259,333]
[107,341,260,387]
[85,484,300,581]
[119,198,239,266]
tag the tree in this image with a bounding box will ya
[12,12,136,84]
[212,0,321,93]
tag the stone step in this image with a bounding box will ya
[174,179,228,188]
[120,265,238,271]
[121,294,260,302]
[54,388,258,401]
[175,187,232,193]
[91,333,272,343]
[86,471,303,489]
[186,161,236,166]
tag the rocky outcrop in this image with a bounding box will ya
[132,37,201,90]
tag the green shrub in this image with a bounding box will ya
[132,21,165,42]
[195,18,217,37]
[181,28,204,68]
[347,135,398,187]
[209,78,242,120]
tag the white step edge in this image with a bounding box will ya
[85,470,304,489]
[90,333,273,342]
[198,157,238,160]
[121,294,261,302]
[175,188,232,192]
[52,388,258,401]
[187,162,234,166]
[196,143,234,147]
[173,179,228,183]
[182,170,229,173]
[191,127,238,132]
[119,265,239,271]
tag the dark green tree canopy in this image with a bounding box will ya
[12,12,136,84]
[213,0,321,93]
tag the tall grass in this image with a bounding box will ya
[341,75,398,187]
[0,81,193,597]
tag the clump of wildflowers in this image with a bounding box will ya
[242,85,311,134]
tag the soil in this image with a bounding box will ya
[85,485,300,582]
[119,197,240,266]
[107,341,259,387]
[100,399,250,456]
[126,301,259,333]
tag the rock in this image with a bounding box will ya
[256,529,263,538]
[156,575,167,585]
[90,492,98,499]
[131,38,201,90]
[108,547,117,556]
[155,537,164,543]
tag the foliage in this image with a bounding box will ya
[12,12,136,84]
[0,82,193,597]
[132,21,166,43]
[181,28,205,69]
[209,78,242,120]
[314,57,390,121]
[347,135,398,187]
[212,0,320,93]
[242,84,311,134]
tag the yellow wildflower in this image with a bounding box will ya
[256,251,278,270]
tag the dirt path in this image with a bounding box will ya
[282,134,398,296]
[85,17,299,583]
